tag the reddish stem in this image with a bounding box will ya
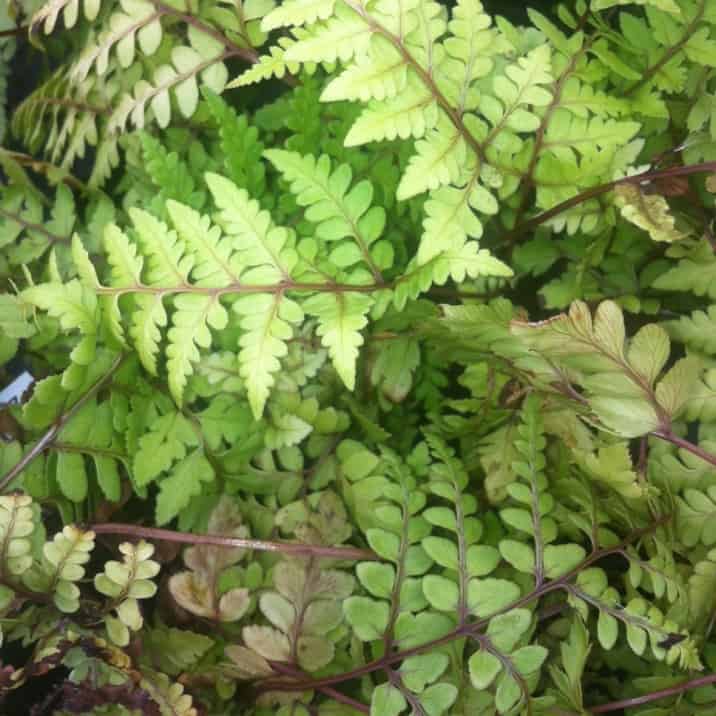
[651,430,716,468]
[590,672,716,713]
[269,662,368,713]
[89,523,377,561]
[505,160,716,243]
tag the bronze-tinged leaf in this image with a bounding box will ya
[241,625,291,662]
[273,561,308,604]
[168,572,217,619]
[224,645,273,679]
[259,592,296,633]
[218,587,251,622]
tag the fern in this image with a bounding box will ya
[5,0,716,713]
[511,300,701,438]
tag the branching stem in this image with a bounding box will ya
[89,523,378,561]
[258,517,668,693]
[505,160,716,244]
[0,354,126,494]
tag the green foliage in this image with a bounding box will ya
[3,0,716,713]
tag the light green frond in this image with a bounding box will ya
[0,494,35,578]
[304,291,373,390]
[166,200,237,288]
[26,525,94,613]
[559,77,629,118]
[542,110,641,162]
[31,0,102,34]
[344,75,439,147]
[264,149,386,274]
[130,294,166,376]
[283,3,372,64]
[235,293,303,418]
[653,241,716,298]
[228,39,299,88]
[394,245,511,311]
[206,172,295,280]
[321,39,407,103]
[72,0,161,81]
[442,0,505,110]
[104,224,143,287]
[108,44,228,133]
[166,294,228,404]
[591,0,680,13]
[129,208,192,286]
[683,369,716,422]
[418,178,495,265]
[23,279,98,336]
[480,43,553,137]
[665,306,716,356]
[397,116,472,200]
[262,0,337,32]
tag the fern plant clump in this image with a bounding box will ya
[2,0,716,714]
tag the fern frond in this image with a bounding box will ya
[165,200,236,288]
[95,540,159,645]
[283,3,372,64]
[203,89,266,197]
[167,294,228,404]
[23,525,94,613]
[689,548,716,627]
[206,172,295,280]
[108,44,229,133]
[169,497,250,620]
[31,0,102,34]
[666,305,716,355]
[129,208,191,286]
[72,0,162,81]
[227,38,299,88]
[235,293,303,418]
[395,245,511,310]
[418,178,490,265]
[684,369,716,422]
[511,300,701,437]
[654,240,716,299]
[303,292,371,391]
[139,133,205,214]
[397,116,471,201]
[264,149,387,280]
[262,0,336,32]
[320,39,407,103]
[140,671,198,716]
[0,182,75,269]
[11,71,112,176]
[568,567,700,669]
[0,494,35,579]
